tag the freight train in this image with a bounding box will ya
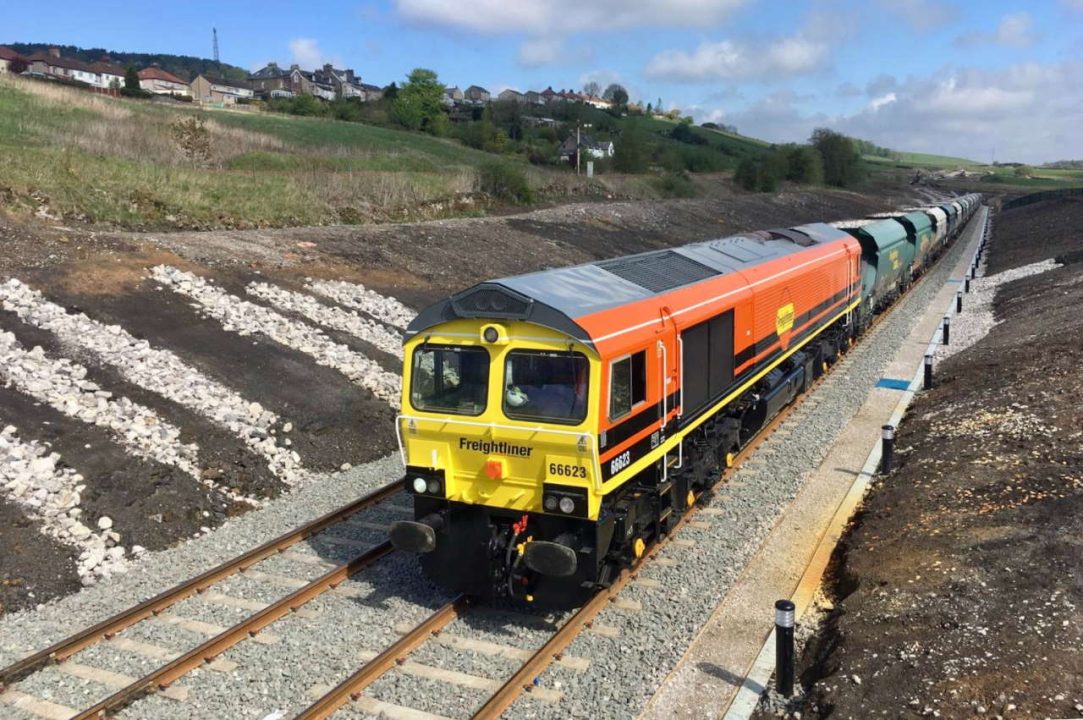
[390,194,982,608]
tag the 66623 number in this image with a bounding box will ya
[548,462,587,479]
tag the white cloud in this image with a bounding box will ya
[394,0,749,33]
[867,92,897,111]
[288,38,335,69]
[865,73,897,96]
[518,37,564,67]
[645,35,831,82]
[880,0,958,31]
[697,61,1083,163]
[955,11,1039,48]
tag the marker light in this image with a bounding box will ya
[559,497,575,514]
[544,496,558,511]
[426,478,441,494]
[412,477,428,493]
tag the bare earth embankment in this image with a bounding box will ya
[760,196,1083,719]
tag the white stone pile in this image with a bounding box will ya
[0,331,200,478]
[246,281,404,357]
[152,266,401,409]
[935,258,1062,362]
[305,279,417,331]
[0,278,306,487]
[0,425,133,584]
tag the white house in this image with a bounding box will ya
[138,67,190,96]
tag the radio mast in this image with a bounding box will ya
[212,27,220,65]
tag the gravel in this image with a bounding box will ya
[0,424,130,584]
[0,331,201,482]
[246,282,404,358]
[152,266,402,409]
[305,279,417,331]
[0,278,306,487]
[0,452,404,673]
[507,208,990,720]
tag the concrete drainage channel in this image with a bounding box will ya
[0,207,986,720]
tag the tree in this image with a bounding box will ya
[582,81,601,97]
[646,102,653,115]
[612,119,649,173]
[382,82,399,100]
[8,57,29,75]
[603,83,629,108]
[810,128,861,187]
[394,68,445,133]
[124,65,140,91]
[782,144,824,185]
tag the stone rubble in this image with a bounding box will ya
[0,424,129,584]
[152,266,401,409]
[246,281,404,357]
[934,258,1062,362]
[305,279,417,331]
[0,278,307,487]
[0,330,200,479]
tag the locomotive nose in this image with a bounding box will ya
[389,513,445,554]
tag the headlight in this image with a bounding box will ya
[426,478,441,494]
[544,496,558,511]
[412,477,428,493]
[559,497,575,514]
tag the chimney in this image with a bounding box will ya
[290,63,300,71]
[48,47,60,58]
[323,63,332,73]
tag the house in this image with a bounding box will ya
[89,58,126,89]
[559,134,615,162]
[443,86,464,105]
[586,95,611,109]
[25,48,100,86]
[312,63,370,99]
[138,67,190,96]
[358,83,384,101]
[523,90,543,105]
[540,86,559,103]
[464,85,490,103]
[497,89,523,103]
[0,46,24,74]
[190,74,253,104]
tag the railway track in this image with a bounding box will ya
[1,210,973,720]
[0,480,403,718]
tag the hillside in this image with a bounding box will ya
[3,42,248,82]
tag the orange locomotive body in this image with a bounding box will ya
[395,222,871,607]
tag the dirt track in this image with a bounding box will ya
[766,197,1083,719]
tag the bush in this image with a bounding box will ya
[655,171,696,198]
[120,87,153,99]
[476,161,533,204]
[612,120,650,173]
[781,144,824,185]
[811,128,862,187]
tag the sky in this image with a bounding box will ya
[5,0,1083,163]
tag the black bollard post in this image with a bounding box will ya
[881,424,895,473]
[956,291,963,313]
[943,315,951,345]
[924,354,933,390]
[775,599,795,697]
[965,276,970,293]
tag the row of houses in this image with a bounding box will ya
[443,84,613,109]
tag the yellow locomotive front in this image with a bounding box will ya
[391,310,610,606]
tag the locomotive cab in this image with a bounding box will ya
[393,309,612,607]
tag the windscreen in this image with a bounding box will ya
[503,351,589,424]
[410,345,489,416]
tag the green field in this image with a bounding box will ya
[863,151,981,169]
[0,77,583,229]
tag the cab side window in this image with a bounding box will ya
[609,351,646,420]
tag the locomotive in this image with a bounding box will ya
[390,194,982,608]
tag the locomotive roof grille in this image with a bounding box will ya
[596,250,718,294]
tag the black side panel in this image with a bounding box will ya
[681,322,710,414]
[681,309,735,416]
[709,311,735,396]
